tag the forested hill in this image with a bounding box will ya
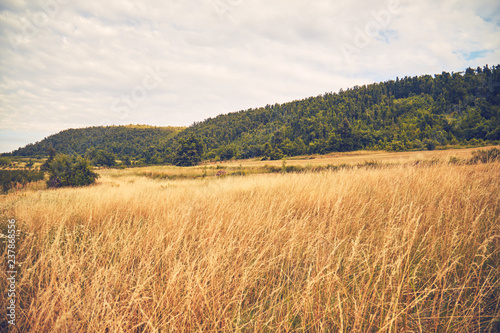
[172,65,500,161]
[10,125,183,161]
[7,65,500,164]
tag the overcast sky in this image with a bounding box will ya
[1,0,499,153]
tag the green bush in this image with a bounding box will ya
[389,140,406,152]
[0,157,11,166]
[423,138,438,150]
[47,154,99,188]
[0,170,45,193]
[468,138,485,147]
[230,170,248,176]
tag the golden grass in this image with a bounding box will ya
[121,145,500,182]
[1,157,499,332]
[221,145,500,167]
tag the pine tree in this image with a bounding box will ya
[174,135,204,166]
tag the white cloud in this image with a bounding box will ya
[0,0,499,152]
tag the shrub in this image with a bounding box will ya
[230,170,248,176]
[47,154,99,188]
[122,155,132,166]
[469,148,500,164]
[0,170,45,193]
[468,138,485,147]
[448,156,462,165]
[0,157,11,166]
[423,138,437,150]
[215,170,227,177]
[25,159,34,169]
[87,149,116,167]
[359,160,381,169]
[410,139,423,150]
[284,165,305,173]
[389,140,406,152]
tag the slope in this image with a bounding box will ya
[9,125,184,162]
[170,65,500,161]
[6,65,500,164]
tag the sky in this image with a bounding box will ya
[1,0,499,153]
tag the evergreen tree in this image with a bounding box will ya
[40,147,57,171]
[91,149,116,167]
[122,155,132,166]
[174,135,204,166]
[338,118,355,151]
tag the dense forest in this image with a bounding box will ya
[5,65,500,165]
[7,125,183,164]
[172,65,500,161]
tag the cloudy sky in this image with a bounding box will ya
[0,0,499,153]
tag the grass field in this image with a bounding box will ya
[1,148,499,332]
[222,146,500,167]
[128,146,500,181]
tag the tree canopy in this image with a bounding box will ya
[5,65,500,165]
[168,65,500,161]
[173,135,205,166]
[47,154,99,188]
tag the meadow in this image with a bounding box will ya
[1,148,499,332]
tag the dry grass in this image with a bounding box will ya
[122,146,500,182]
[221,145,500,167]
[1,156,499,332]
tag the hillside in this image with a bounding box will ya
[9,125,184,162]
[7,65,500,164]
[173,65,500,161]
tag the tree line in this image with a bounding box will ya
[171,65,499,162]
[7,125,182,163]
[4,65,500,166]
[0,149,99,193]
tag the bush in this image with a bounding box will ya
[448,156,462,165]
[122,155,132,166]
[230,170,248,176]
[25,159,34,169]
[0,170,45,193]
[47,154,99,188]
[284,165,306,173]
[0,157,11,166]
[409,139,423,150]
[468,138,485,147]
[389,140,406,152]
[423,139,438,150]
[469,148,500,164]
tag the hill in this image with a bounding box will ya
[172,65,500,161]
[9,125,184,163]
[6,65,500,164]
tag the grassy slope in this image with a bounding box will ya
[0,149,499,332]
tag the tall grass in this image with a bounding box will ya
[1,161,499,332]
